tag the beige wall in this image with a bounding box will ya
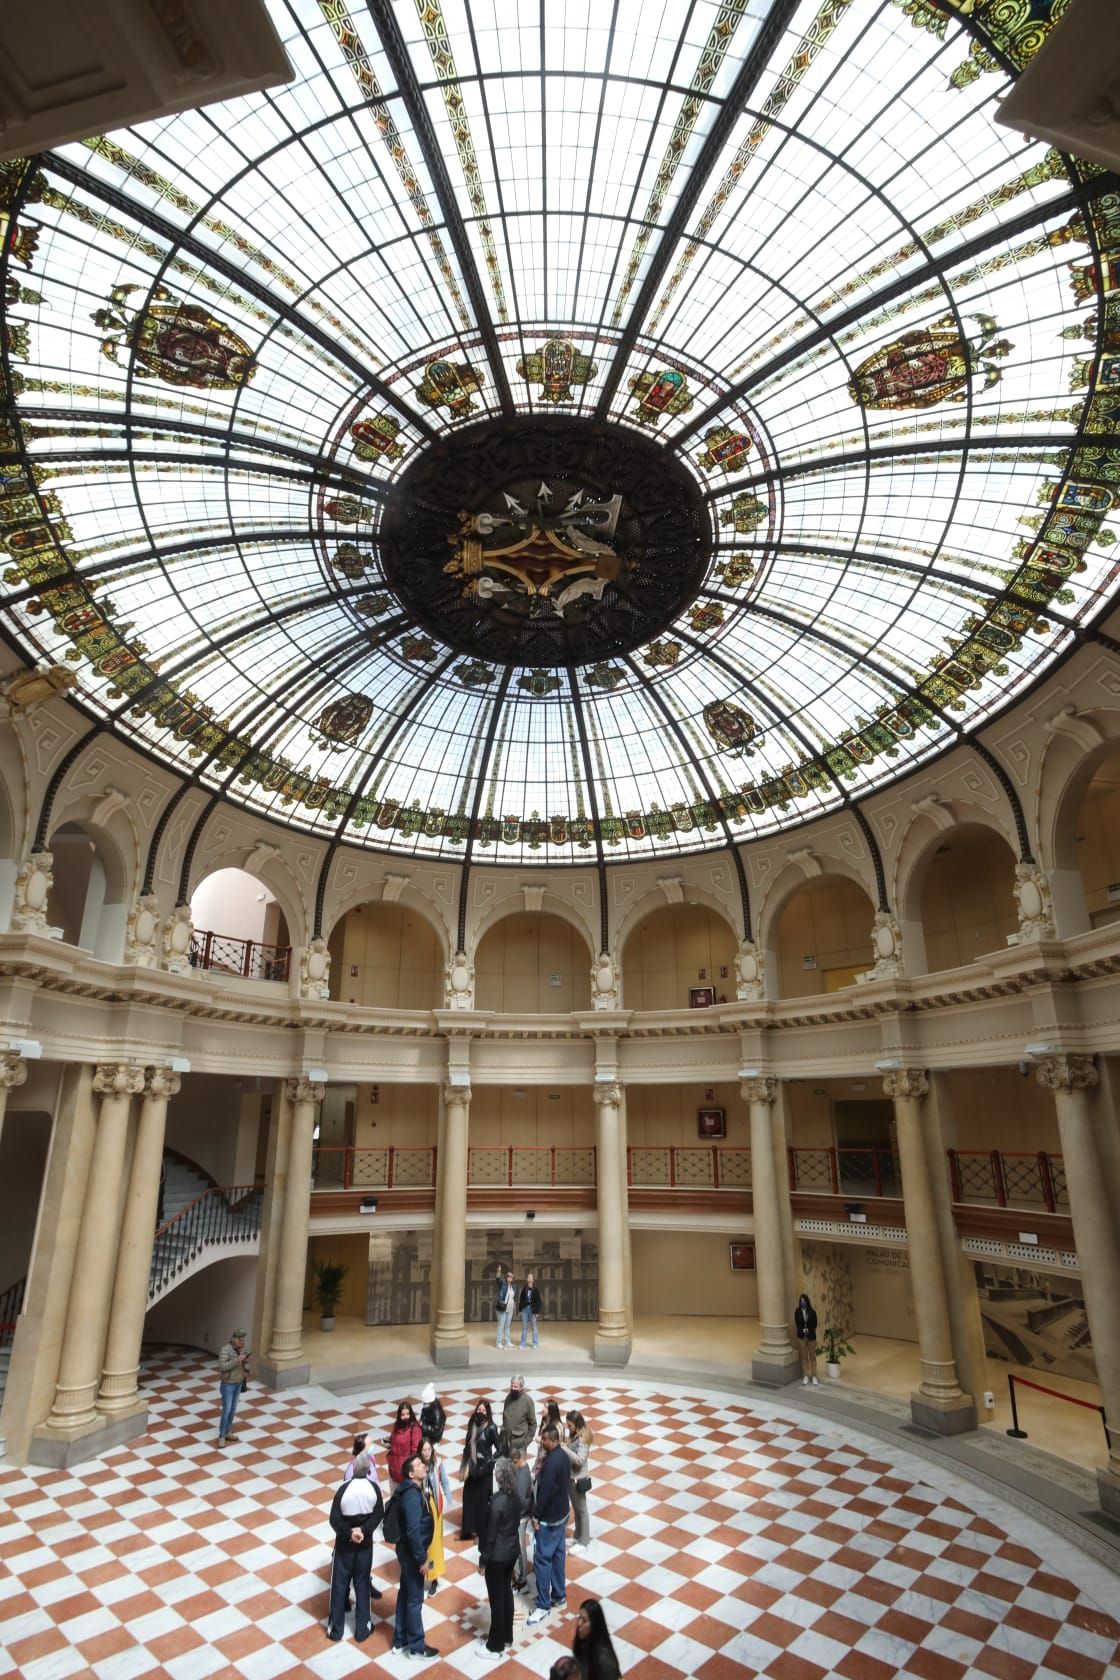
[620,904,738,1011]
[625,1082,748,1148]
[920,828,1018,970]
[350,1083,440,1150]
[143,1254,258,1354]
[0,1109,52,1289]
[942,1068,1060,1155]
[475,912,592,1013]
[190,868,282,946]
[773,876,874,998]
[307,1232,372,1318]
[165,1074,255,1186]
[329,903,443,1008]
[469,1086,596,1148]
[1076,746,1120,927]
[848,1243,916,1342]
[631,1230,758,1316]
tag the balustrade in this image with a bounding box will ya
[310,1143,755,1192]
[947,1149,1068,1213]
[787,1145,900,1198]
[189,928,290,981]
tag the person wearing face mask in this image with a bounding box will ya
[794,1291,820,1386]
[459,1396,500,1542]
[386,1400,423,1491]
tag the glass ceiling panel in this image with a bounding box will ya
[1,0,1113,867]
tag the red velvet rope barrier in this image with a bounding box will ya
[1010,1374,1102,1412]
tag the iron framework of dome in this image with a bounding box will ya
[1,0,1117,864]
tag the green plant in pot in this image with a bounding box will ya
[313,1259,348,1331]
[816,1325,856,1379]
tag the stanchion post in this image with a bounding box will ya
[1006,1373,1028,1439]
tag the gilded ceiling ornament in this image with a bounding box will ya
[454,659,495,687]
[445,483,624,623]
[354,592,391,617]
[643,640,681,668]
[720,493,767,534]
[330,544,367,578]
[688,602,724,633]
[585,662,625,691]
[627,366,693,426]
[92,284,255,389]
[703,698,757,755]
[695,424,753,474]
[847,313,1011,410]
[323,498,368,523]
[516,339,597,403]
[517,669,562,696]
[714,554,756,588]
[350,412,405,461]
[414,357,485,418]
[311,692,373,750]
[400,634,437,662]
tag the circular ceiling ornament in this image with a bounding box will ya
[376,417,711,668]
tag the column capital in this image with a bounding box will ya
[143,1066,181,1101]
[0,1052,28,1091]
[93,1063,146,1098]
[1035,1053,1098,1095]
[882,1067,928,1102]
[740,1074,777,1107]
[442,1081,472,1107]
[284,1076,325,1106]
[593,1080,622,1108]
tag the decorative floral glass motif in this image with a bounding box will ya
[92,284,255,388]
[350,413,405,461]
[517,339,597,402]
[847,314,1012,410]
[628,367,693,425]
[415,358,485,417]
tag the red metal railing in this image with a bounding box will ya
[310,1144,753,1192]
[947,1149,1067,1213]
[787,1146,900,1198]
[189,927,290,981]
[312,1146,437,1190]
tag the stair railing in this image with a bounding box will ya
[0,1274,26,1351]
[149,1184,263,1302]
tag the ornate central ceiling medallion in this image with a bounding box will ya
[378,417,711,667]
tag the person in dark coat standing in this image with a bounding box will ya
[794,1291,820,1385]
[393,1453,437,1660]
[518,1270,543,1350]
[572,1597,622,1680]
[459,1397,501,1541]
[419,1382,446,1445]
[326,1450,383,1643]
[527,1424,570,1624]
[477,1456,521,1657]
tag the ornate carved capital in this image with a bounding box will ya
[593,1080,622,1108]
[740,1075,777,1107]
[882,1068,928,1102]
[0,1052,28,1092]
[93,1063,146,1098]
[144,1066,182,1101]
[285,1076,325,1106]
[442,1082,472,1107]
[1035,1053,1098,1095]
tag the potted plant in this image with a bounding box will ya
[313,1258,348,1331]
[817,1325,856,1379]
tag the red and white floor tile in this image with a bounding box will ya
[0,1349,1117,1678]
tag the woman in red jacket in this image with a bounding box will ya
[386,1401,423,1491]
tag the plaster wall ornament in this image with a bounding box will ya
[882,1068,929,1103]
[1014,862,1056,941]
[445,948,476,1008]
[162,902,194,974]
[244,840,280,874]
[590,951,620,1009]
[89,785,128,827]
[787,846,822,878]
[0,663,78,718]
[522,884,546,913]
[1043,704,1106,752]
[0,1053,28,1092]
[656,875,685,904]
[740,1074,777,1107]
[734,940,766,1001]
[1035,1053,1098,1095]
[10,851,62,938]
[285,1076,325,1106]
[910,792,954,832]
[383,873,409,904]
[299,936,331,999]
[123,892,161,967]
[864,910,905,980]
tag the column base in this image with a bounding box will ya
[29,1402,147,1468]
[257,1359,310,1390]
[431,1336,470,1369]
[751,1351,800,1387]
[1096,1466,1120,1522]
[909,1391,976,1435]
[593,1333,632,1367]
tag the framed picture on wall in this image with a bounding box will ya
[729,1242,755,1271]
[689,985,716,1008]
[697,1106,726,1139]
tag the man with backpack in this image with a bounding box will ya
[326,1450,383,1642]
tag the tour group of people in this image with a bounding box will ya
[326,1372,620,1672]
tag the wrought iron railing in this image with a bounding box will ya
[189,928,290,981]
[627,1147,751,1188]
[469,1146,597,1186]
[311,1144,752,1192]
[947,1149,1067,1212]
[787,1146,901,1197]
[0,1273,26,1350]
[312,1146,437,1190]
[148,1184,263,1301]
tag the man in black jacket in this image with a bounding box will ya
[393,1453,437,1660]
[518,1270,543,1350]
[527,1425,569,1623]
[327,1450,383,1642]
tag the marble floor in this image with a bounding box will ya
[1,1347,1118,1680]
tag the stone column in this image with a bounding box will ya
[264,1076,323,1385]
[1036,1055,1120,1514]
[43,1063,146,1435]
[884,1068,974,1434]
[773,1084,799,1309]
[616,1087,633,1332]
[96,1067,180,1415]
[744,1076,799,1385]
[593,1081,631,1366]
[252,1079,293,1369]
[0,1051,28,1149]
[431,1082,470,1367]
[429,1089,448,1333]
[925,1072,992,1418]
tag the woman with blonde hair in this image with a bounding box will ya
[418,1435,452,1596]
[563,1410,593,1550]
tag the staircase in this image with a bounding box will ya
[149,1158,263,1304]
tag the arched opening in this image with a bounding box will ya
[46,821,128,960]
[620,902,737,1010]
[1070,742,1120,929]
[771,874,875,997]
[475,911,592,1012]
[189,868,292,980]
[327,902,443,1007]
[917,826,1018,970]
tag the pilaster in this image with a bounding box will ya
[431,1079,471,1367]
[592,1079,631,1366]
[260,1076,323,1388]
[743,1074,799,1387]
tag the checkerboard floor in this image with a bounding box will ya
[1,1349,1117,1679]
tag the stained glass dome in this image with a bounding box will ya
[2,0,1116,864]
